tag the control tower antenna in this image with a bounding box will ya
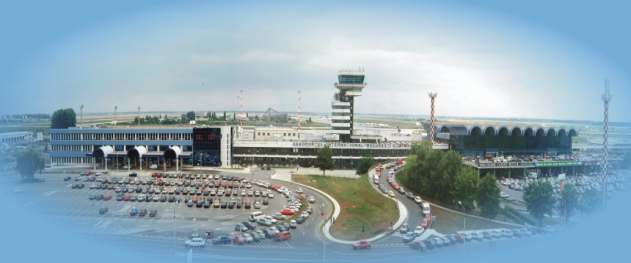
[601,80,612,202]
[428,92,438,144]
[297,90,302,129]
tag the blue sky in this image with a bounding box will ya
[1,0,630,122]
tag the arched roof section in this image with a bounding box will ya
[535,128,546,137]
[546,128,557,137]
[511,127,523,136]
[498,127,509,136]
[92,145,114,158]
[164,146,182,159]
[127,146,148,159]
[470,126,482,136]
[558,129,567,137]
[484,126,497,136]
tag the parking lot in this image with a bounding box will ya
[7,169,334,250]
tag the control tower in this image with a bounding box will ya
[331,69,366,142]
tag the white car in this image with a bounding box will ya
[414,196,422,204]
[388,190,396,198]
[413,226,424,236]
[422,202,431,215]
[185,237,206,247]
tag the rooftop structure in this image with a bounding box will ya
[331,69,366,142]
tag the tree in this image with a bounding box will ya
[50,108,76,129]
[316,146,334,176]
[523,181,555,226]
[186,111,196,121]
[15,148,45,180]
[477,174,500,218]
[400,142,463,203]
[355,156,376,175]
[559,184,579,222]
[453,168,479,213]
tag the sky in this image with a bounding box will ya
[1,0,630,122]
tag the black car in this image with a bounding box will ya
[129,172,138,177]
[149,209,158,217]
[98,207,108,215]
[139,209,148,217]
[64,176,72,181]
[295,216,307,224]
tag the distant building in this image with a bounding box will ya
[0,131,34,147]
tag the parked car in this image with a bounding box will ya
[129,207,139,216]
[185,237,206,248]
[274,231,291,241]
[212,235,232,245]
[98,207,109,215]
[352,240,371,250]
[399,223,409,234]
[149,209,158,217]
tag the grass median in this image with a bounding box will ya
[293,173,398,240]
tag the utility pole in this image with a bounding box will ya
[601,80,612,202]
[297,90,302,129]
[113,105,118,126]
[428,92,438,144]
[79,104,84,124]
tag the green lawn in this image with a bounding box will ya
[293,174,398,240]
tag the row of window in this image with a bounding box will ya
[50,132,192,141]
[256,132,299,137]
[50,144,193,152]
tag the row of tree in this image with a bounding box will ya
[399,142,502,218]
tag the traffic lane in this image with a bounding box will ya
[378,169,424,228]
[269,178,334,247]
[103,232,483,263]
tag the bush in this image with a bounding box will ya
[355,156,375,175]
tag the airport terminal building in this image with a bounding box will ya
[48,70,420,169]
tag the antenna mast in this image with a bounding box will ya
[80,104,84,123]
[428,92,438,144]
[297,90,302,129]
[113,105,118,126]
[601,80,612,201]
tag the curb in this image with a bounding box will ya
[273,170,406,245]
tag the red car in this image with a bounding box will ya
[275,231,291,241]
[280,209,295,216]
[352,240,371,250]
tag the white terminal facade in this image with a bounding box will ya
[48,70,423,169]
